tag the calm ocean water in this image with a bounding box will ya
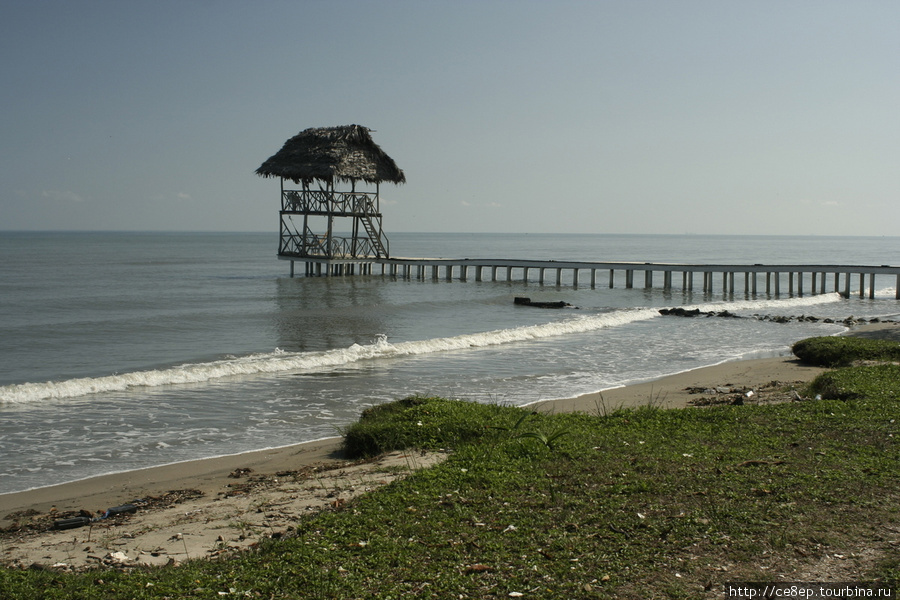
[1,231,898,494]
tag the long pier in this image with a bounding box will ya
[282,256,900,299]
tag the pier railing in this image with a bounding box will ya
[276,252,899,298]
[368,258,900,299]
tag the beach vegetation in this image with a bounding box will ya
[808,363,900,401]
[341,395,525,458]
[1,363,898,598]
[792,335,900,367]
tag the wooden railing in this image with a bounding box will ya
[278,189,390,259]
[282,190,380,216]
[279,233,385,259]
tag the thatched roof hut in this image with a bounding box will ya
[255,124,406,185]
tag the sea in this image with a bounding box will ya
[1,231,899,496]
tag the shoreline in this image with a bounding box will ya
[2,322,897,524]
[1,322,897,569]
[0,357,826,522]
[0,435,344,501]
[528,354,828,415]
[0,437,345,521]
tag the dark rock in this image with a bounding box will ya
[659,308,741,319]
[514,297,571,309]
[659,307,702,317]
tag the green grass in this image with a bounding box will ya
[792,335,900,367]
[3,340,899,599]
[808,364,900,400]
[341,395,523,458]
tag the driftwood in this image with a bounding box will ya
[514,297,571,309]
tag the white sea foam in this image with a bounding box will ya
[689,291,845,313]
[0,290,875,406]
[0,308,660,405]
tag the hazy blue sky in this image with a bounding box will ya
[2,1,898,235]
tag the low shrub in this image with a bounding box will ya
[807,363,900,400]
[792,336,900,367]
[341,396,525,458]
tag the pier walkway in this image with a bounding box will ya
[283,256,900,299]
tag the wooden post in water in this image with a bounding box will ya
[358,259,897,301]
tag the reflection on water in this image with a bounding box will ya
[274,276,392,352]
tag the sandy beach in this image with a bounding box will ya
[2,321,896,571]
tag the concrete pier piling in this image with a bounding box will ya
[281,256,900,299]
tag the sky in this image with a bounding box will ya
[2,1,898,236]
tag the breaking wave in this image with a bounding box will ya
[1,308,660,405]
[688,291,845,313]
[0,291,855,406]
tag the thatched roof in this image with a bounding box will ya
[256,124,406,185]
